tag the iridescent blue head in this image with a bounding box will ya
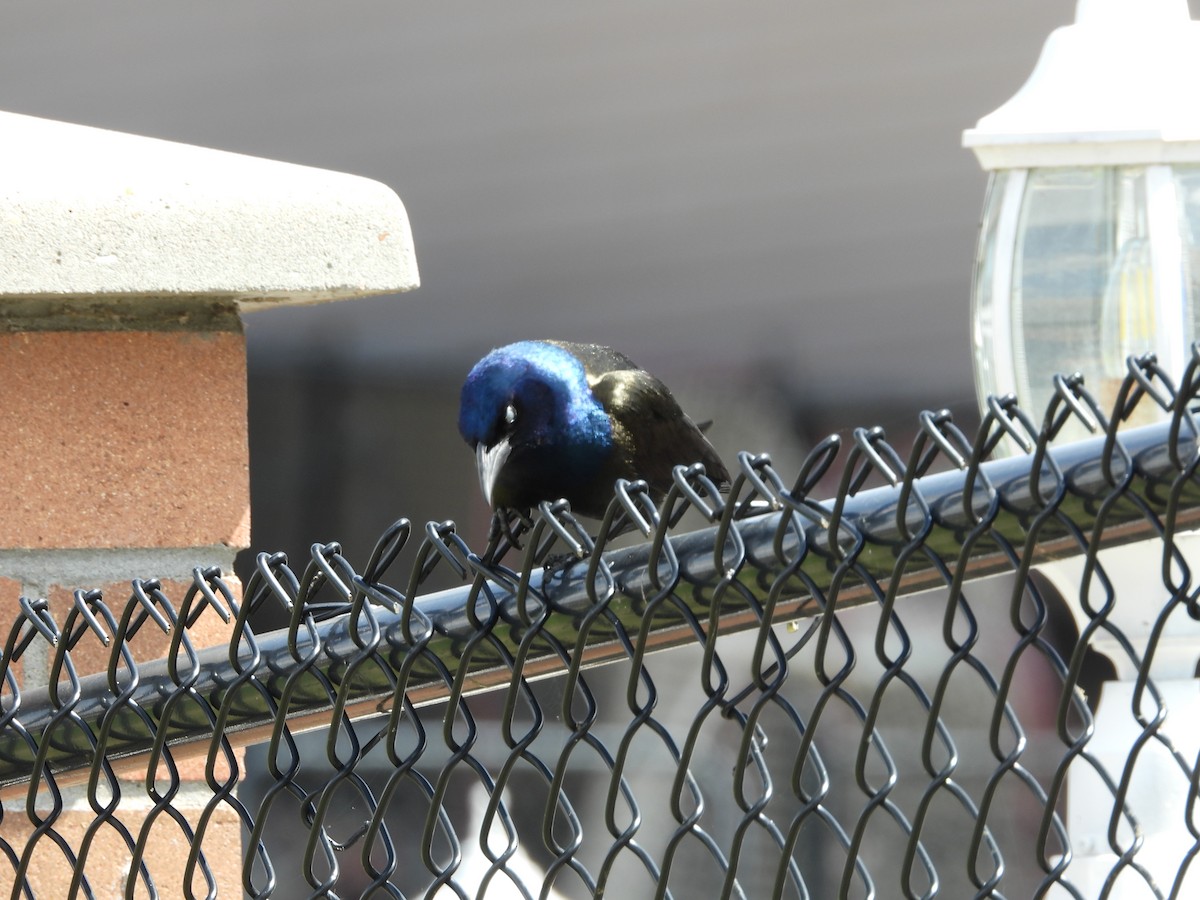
[458,341,614,510]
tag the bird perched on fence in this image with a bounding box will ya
[458,340,729,520]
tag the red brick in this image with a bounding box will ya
[0,803,243,898]
[0,331,249,549]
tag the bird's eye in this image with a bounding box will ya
[503,403,517,430]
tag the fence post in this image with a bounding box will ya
[1040,539,1200,897]
[0,109,418,896]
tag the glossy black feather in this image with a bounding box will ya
[459,340,729,518]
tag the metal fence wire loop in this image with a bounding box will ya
[1051,371,1105,434]
[960,397,1021,525]
[505,513,555,626]
[894,435,936,547]
[247,551,297,622]
[613,476,659,537]
[12,595,59,652]
[0,598,56,726]
[1124,351,1177,418]
[462,550,517,635]
[534,498,594,565]
[235,558,289,669]
[824,428,891,561]
[645,495,683,596]
[423,519,473,581]
[1028,384,1077,509]
[711,491,749,580]
[666,461,726,523]
[184,565,235,628]
[361,517,413,587]
[732,450,787,513]
[123,578,175,642]
[1168,342,1200,471]
[792,432,842,497]
[850,424,904,491]
[306,540,356,600]
[772,483,828,573]
[351,575,404,617]
[982,393,1038,455]
[1096,364,1150,491]
[65,588,114,650]
[917,407,972,471]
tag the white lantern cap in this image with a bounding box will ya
[964,0,1200,169]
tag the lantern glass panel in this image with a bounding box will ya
[970,170,1010,413]
[1175,167,1200,342]
[1014,167,1136,429]
[971,165,1200,443]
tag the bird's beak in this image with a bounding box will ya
[476,439,511,507]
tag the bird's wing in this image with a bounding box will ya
[590,369,730,490]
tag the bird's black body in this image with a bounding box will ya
[458,340,729,518]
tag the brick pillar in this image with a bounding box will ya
[0,109,418,897]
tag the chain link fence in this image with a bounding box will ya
[3,351,1200,897]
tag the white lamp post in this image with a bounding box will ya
[965,1,1200,896]
[965,0,1200,442]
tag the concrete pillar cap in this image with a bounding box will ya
[0,110,419,308]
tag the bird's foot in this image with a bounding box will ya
[481,508,534,565]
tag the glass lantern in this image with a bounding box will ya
[964,0,1200,442]
[963,7,1200,894]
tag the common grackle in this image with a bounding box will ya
[458,340,729,519]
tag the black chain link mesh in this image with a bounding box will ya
[3,350,1200,898]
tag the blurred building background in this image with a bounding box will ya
[0,1,1105,577]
